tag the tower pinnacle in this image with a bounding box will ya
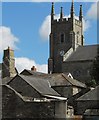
[51,2,54,21]
[60,7,63,20]
[70,0,75,18]
[79,5,83,21]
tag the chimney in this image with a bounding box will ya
[31,66,37,72]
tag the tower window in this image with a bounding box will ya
[60,34,65,43]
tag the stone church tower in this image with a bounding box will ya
[48,1,84,73]
[2,47,17,78]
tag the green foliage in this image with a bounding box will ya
[86,79,96,87]
[90,46,99,86]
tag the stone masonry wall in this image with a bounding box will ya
[62,60,93,84]
[8,76,42,98]
[2,85,55,118]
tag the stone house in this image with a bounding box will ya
[21,69,87,99]
[2,74,67,119]
[2,85,67,119]
[20,69,88,117]
[75,85,99,117]
[7,74,60,98]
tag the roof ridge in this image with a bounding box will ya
[62,73,73,85]
[5,85,25,101]
[77,86,99,100]
[62,73,86,88]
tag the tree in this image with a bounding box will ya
[90,46,99,86]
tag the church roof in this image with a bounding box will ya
[65,45,98,62]
[77,85,99,101]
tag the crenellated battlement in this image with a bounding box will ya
[52,17,71,24]
[52,17,82,27]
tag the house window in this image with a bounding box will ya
[60,33,65,43]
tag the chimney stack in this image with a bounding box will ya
[31,66,37,72]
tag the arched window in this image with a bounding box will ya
[60,33,65,43]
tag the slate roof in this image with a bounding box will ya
[77,85,99,101]
[20,69,46,76]
[2,85,66,103]
[62,73,86,88]
[19,74,60,97]
[65,45,98,62]
[68,88,90,106]
[2,85,24,100]
[47,73,86,88]
[21,70,86,88]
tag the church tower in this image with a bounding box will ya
[48,1,84,73]
[2,47,17,78]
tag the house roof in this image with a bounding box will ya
[47,73,86,88]
[2,85,66,103]
[21,69,86,88]
[68,88,90,106]
[77,85,99,101]
[65,45,98,62]
[62,73,87,88]
[20,69,46,76]
[19,74,60,97]
[3,85,24,100]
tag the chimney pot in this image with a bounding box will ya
[31,66,36,71]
